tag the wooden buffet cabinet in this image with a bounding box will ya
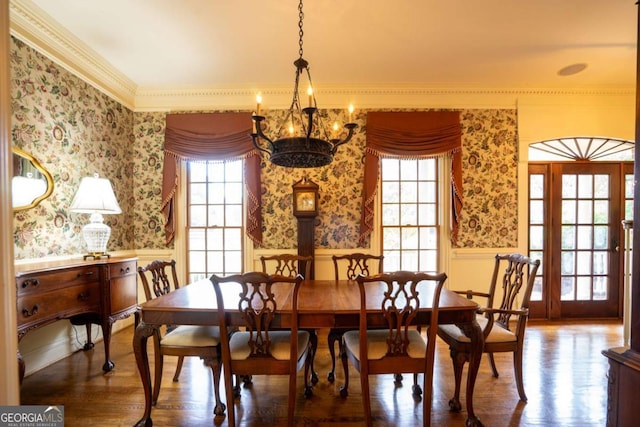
[15,256,138,382]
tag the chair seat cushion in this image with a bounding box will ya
[229,330,310,361]
[438,316,516,344]
[161,325,221,347]
[343,329,426,360]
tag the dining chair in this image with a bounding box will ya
[328,253,383,383]
[137,260,226,416]
[260,254,318,386]
[210,272,313,427]
[437,253,541,409]
[340,271,448,427]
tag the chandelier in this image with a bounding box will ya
[251,0,357,168]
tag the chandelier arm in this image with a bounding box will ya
[302,107,315,139]
[331,123,357,154]
[251,116,275,155]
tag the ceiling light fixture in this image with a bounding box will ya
[251,0,357,168]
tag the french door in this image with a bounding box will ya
[529,162,632,319]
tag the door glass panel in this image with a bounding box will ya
[561,226,576,249]
[562,200,576,223]
[577,200,592,223]
[562,175,576,198]
[578,175,593,197]
[561,277,575,300]
[577,226,592,249]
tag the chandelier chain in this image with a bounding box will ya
[298,0,304,59]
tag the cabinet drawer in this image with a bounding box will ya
[109,260,136,278]
[17,282,101,327]
[17,266,100,297]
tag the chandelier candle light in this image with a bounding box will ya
[69,173,122,259]
[251,0,357,168]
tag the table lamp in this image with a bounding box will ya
[70,173,122,259]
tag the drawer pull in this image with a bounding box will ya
[78,292,91,301]
[21,278,40,288]
[120,267,131,274]
[77,271,95,278]
[22,305,39,318]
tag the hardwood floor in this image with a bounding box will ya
[19,321,621,426]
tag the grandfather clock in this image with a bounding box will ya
[292,178,318,279]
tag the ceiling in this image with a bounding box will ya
[9,0,638,109]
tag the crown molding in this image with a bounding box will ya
[9,0,137,110]
[134,84,635,112]
[8,1,635,113]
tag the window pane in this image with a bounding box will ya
[530,174,544,199]
[400,204,417,225]
[381,158,399,180]
[400,182,418,203]
[530,200,544,224]
[562,175,576,198]
[561,200,576,224]
[578,175,593,198]
[382,182,400,203]
[577,201,592,224]
[594,175,609,198]
[382,204,400,225]
[593,201,609,224]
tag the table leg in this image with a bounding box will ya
[133,321,157,427]
[458,319,484,427]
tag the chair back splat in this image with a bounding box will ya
[260,254,313,279]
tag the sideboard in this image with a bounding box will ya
[15,256,138,382]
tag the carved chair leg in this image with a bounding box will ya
[411,373,422,397]
[308,329,319,385]
[338,344,350,398]
[203,356,226,416]
[488,352,499,378]
[448,348,467,412]
[303,345,313,398]
[152,354,163,405]
[327,330,340,382]
[513,349,527,402]
[173,356,185,382]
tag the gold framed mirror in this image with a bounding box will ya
[12,147,54,211]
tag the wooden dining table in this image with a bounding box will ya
[133,278,485,427]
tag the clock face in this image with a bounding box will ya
[296,191,316,212]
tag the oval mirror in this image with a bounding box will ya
[12,147,54,211]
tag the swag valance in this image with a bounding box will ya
[360,111,463,244]
[162,112,262,245]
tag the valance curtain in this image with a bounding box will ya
[162,112,262,245]
[360,111,463,244]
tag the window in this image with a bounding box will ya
[380,158,439,272]
[186,159,244,282]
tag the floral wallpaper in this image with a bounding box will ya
[457,109,519,248]
[10,37,135,260]
[11,36,519,259]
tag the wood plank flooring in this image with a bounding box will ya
[19,321,622,426]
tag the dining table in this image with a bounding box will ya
[133,278,485,427]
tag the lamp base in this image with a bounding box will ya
[83,252,111,260]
